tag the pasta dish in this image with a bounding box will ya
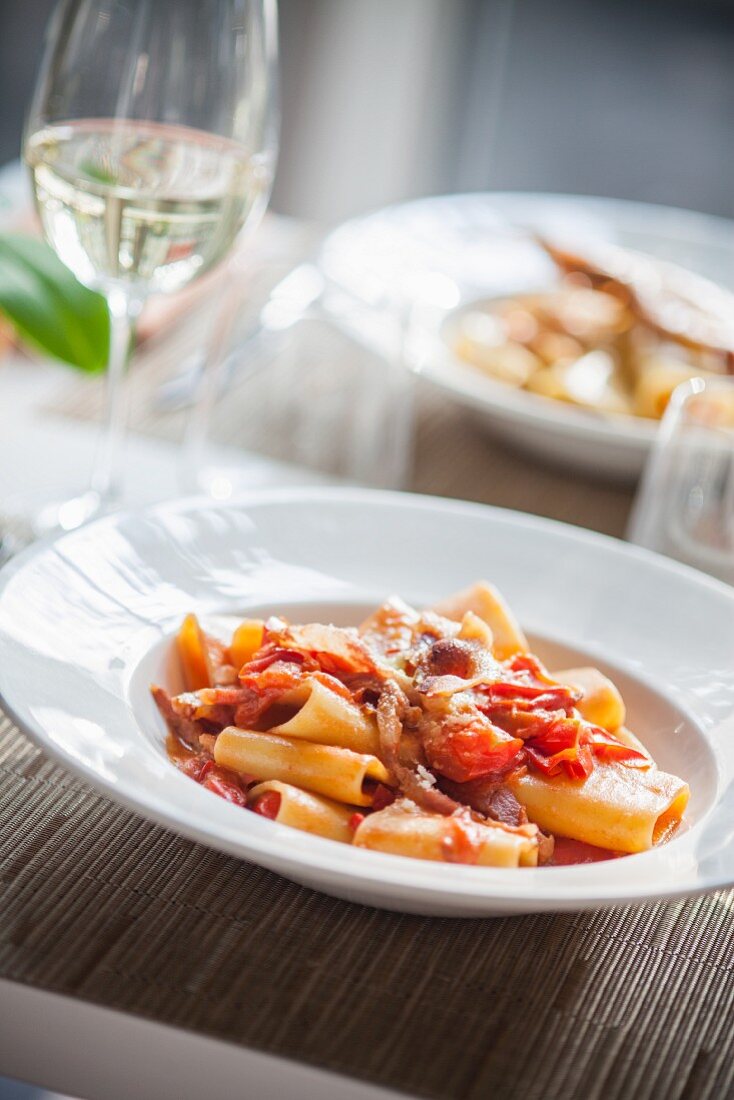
[453,238,734,422]
[152,582,689,868]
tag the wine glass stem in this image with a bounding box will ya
[183,265,242,493]
[93,286,142,506]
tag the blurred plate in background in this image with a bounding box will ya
[320,192,734,480]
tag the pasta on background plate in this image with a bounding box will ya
[152,582,689,869]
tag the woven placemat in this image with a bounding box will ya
[1,711,732,1100]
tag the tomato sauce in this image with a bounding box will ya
[550,836,622,865]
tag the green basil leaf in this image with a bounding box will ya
[0,234,109,373]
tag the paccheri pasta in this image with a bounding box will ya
[152,582,689,868]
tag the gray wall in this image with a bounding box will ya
[3,0,734,222]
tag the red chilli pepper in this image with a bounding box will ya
[525,717,649,780]
[524,718,594,780]
[589,727,650,768]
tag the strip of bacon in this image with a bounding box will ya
[376,681,460,816]
[240,647,308,675]
[414,637,501,697]
[151,685,204,749]
[438,775,528,828]
[235,656,357,728]
[263,621,378,678]
[235,658,307,726]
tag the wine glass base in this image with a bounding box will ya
[0,488,106,565]
[33,488,105,535]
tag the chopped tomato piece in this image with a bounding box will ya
[176,752,211,782]
[426,723,524,783]
[487,681,578,709]
[564,741,594,779]
[525,716,581,754]
[348,812,366,832]
[201,766,247,806]
[251,790,282,819]
[505,654,558,682]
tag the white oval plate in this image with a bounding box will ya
[320,192,734,480]
[0,488,732,917]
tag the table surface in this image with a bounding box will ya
[1,205,732,1100]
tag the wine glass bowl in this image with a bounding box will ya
[21,0,278,516]
[25,120,272,297]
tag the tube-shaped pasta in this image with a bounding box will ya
[431,581,528,660]
[215,727,391,806]
[353,800,539,867]
[554,666,626,731]
[271,678,379,754]
[248,780,356,843]
[508,761,689,852]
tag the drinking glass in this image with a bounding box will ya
[182,265,417,497]
[628,377,734,584]
[22,0,278,532]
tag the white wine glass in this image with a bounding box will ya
[22,0,278,532]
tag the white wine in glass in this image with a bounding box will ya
[22,0,278,531]
[26,120,270,294]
